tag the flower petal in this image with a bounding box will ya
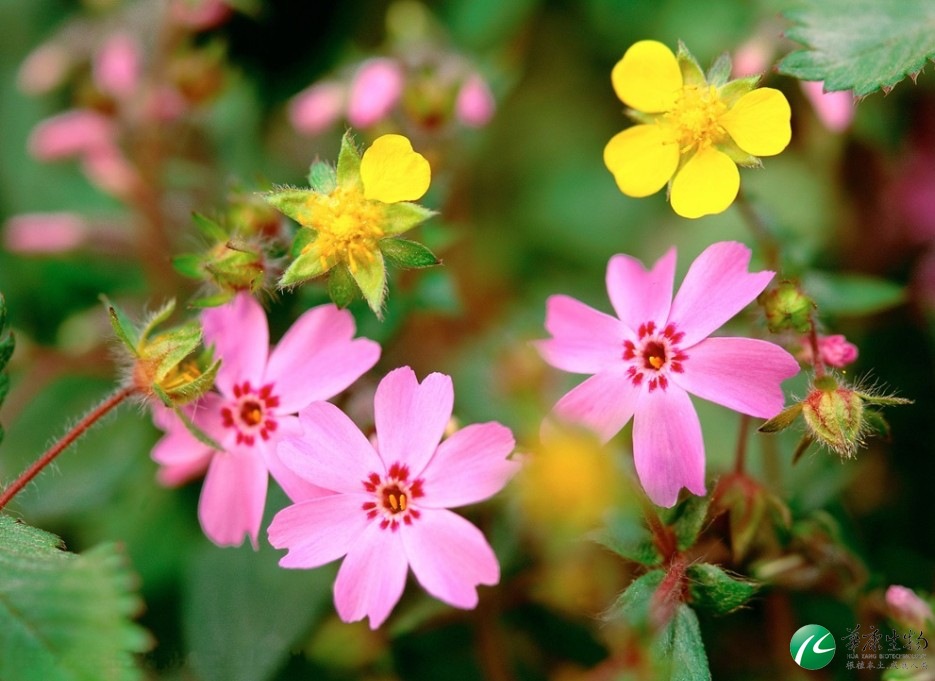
[611,40,681,113]
[262,415,332,502]
[550,369,640,444]
[668,241,775,346]
[604,125,679,198]
[632,384,705,507]
[670,337,799,417]
[151,395,228,485]
[201,292,269,396]
[401,508,499,609]
[374,367,453,477]
[268,493,371,568]
[280,401,384,493]
[669,147,740,219]
[419,423,518,508]
[536,294,629,374]
[265,304,380,412]
[198,450,268,548]
[360,134,430,204]
[606,248,676,331]
[334,521,408,629]
[720,87,791,157]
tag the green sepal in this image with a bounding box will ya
[717,137,762,167]
[759,403,803,433]
[717,76,760,107]
[603,569,666,626]
[172,253,204,279]
[189,292,235,309]
[0,334,13,376]
[328,265,359,309]
[0,373,9,410]
[192,212,228,241]
[154,383,224,451]
[382,202,438,236]
[706,52,733,86]
[666,496,710,550]
[138,299,177,347]
[166,358,221,406]
[308,161,337,194]
[336,130,363,189]
[290,228,317,259]
[149,323,202,382]
[858,393,913,407]
[676,40,706,87]
[791,434,813,465]
[687,563,758,615]
[350,252,388,318]
[862,409,890,439]
[265,188,314,225]
[627,109,657,125]
[106,302,141,357]
[379,238,441,269]
[279,250,328,288]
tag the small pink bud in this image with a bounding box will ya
[82,146,140,198]
[732,37,773,77]
[3,212,89,253]
[289,81,345,135]
[17,43,72,95]
[455,73,495,127]
[93,32,142,99]
[886,585,934,630]
[818,334,859,368]
[28,110,115,161]
[801,81,855,133]
[347,58,404,128]
[169,0,232,30]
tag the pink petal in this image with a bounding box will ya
[668,242,774,347]
[268,493,371,568]
[289,81,346,135]
[606,248,676,331]
[537,295,629,373]
[455,73,495,127]
[261,416,332,502]
[152,430,212,486]
[28,109,114,160]
[93,32,141,99]
[632,385,706,507]
[334,521,408,629]
[279,401,384,493]
[550,370,640,443]
[671,337,799,418]
[401,508,499,609]
[265,304,380,412]
[347,58,404,128]
[201,292,269,396]
[3,212,89,254]
[419,423,518,508]
[198,450,268,548]
[374,368,452,477]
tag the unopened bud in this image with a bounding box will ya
[801,376,864,457]
[759,281,815,334]
[886,585,934,631]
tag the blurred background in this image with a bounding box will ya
[0,0,933,679]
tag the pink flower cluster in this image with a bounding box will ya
[151,293,517,628]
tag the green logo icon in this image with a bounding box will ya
[790,624,836,670]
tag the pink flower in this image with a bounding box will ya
[800,81,854,133]
[347,58,404,128]
[289,81,346,136]
[4,212,89,253]
[800,333,859,368]
[152,292,381,547]
[455,73,495,127]
[537,242,799,507]
[28,109,114,160]
[93,32,142,99]
[268,367,518,629]
[886,585,934,630]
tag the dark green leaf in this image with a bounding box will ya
[380,238,441,269]
[328,265,358,308]
[803,271,906,316]
[0,335,13,375]
[603,569,665,626]
[307,161,336,193]
[668,496,710,551]
[653,605,711,681]
[0,373,8,408]
[592,513,661,566]
[687,563,758,615]
[0,516,150,681]
[779,0,935,96]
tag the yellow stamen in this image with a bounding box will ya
[300,186,385,271]
[649,355,664,370]
[389,494,399,511]
[399,494,407,512]
[664,84,728,153]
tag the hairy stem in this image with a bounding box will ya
[0,385,137,511]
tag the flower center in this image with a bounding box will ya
[361,462,425,531]
[302,186,385,273]
[220,381,280,446]
[664,84,728,153]
[622,321,688,392]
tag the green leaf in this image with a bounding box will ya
[603,569,665,626]
[328,264,359,308]
[279,250,328,288]
[192,212,228,241]
[802,271,906,316]
[307,161,337,193]
[0,334,13,374]
[106,303,140,357]
[382,201,437,235]
[0,516,150,681]
[667,496,710,551]
[653,605,711,681]
[336,130,362,188]
[592,513,661,566]
[687,564,758,615]
[379,238,441,269]
[778,0,935,96]
[0,373,9,410]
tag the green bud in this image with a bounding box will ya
[801,376,864,458]
[759,281,815,333]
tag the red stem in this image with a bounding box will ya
[0,385,136,511]
[807,314,827,378]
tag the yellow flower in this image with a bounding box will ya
[604,40,791,219]
[266,132,438,315]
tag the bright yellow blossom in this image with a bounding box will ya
[604,40,791,219]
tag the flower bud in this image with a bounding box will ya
[799,333,859,368]
[93,32,142,99]
[455,73,495,127]
[4,212,89,254]
[28,109,114,161]
[801,376,864,457]
[289,81,345,136]
[759,281,815,333]
[347,58,404,128]
[886,585,934,631]
[800,81,854,133]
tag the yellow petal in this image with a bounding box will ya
[360,134,431,203]
[604,124,679,197]
[670,147,739,219]
[611,40,682,113]
[720,88,791,157]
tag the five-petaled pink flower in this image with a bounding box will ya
[537,241,799,507]
[151,292,380,547]
[268,366,518,629]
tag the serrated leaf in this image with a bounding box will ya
[328,265,358,308]
[0,516,150,681]
[687,564,758,615]
[107,305,140,357]
[803,271,906,316]
[603,569,665,626]
[307,161,337,193]
[379,238,441,269]
[778,0,935,97]
[653,605,711,681]
[336,130,362,188]
[382,201,437,235]
[192,212,228,241]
